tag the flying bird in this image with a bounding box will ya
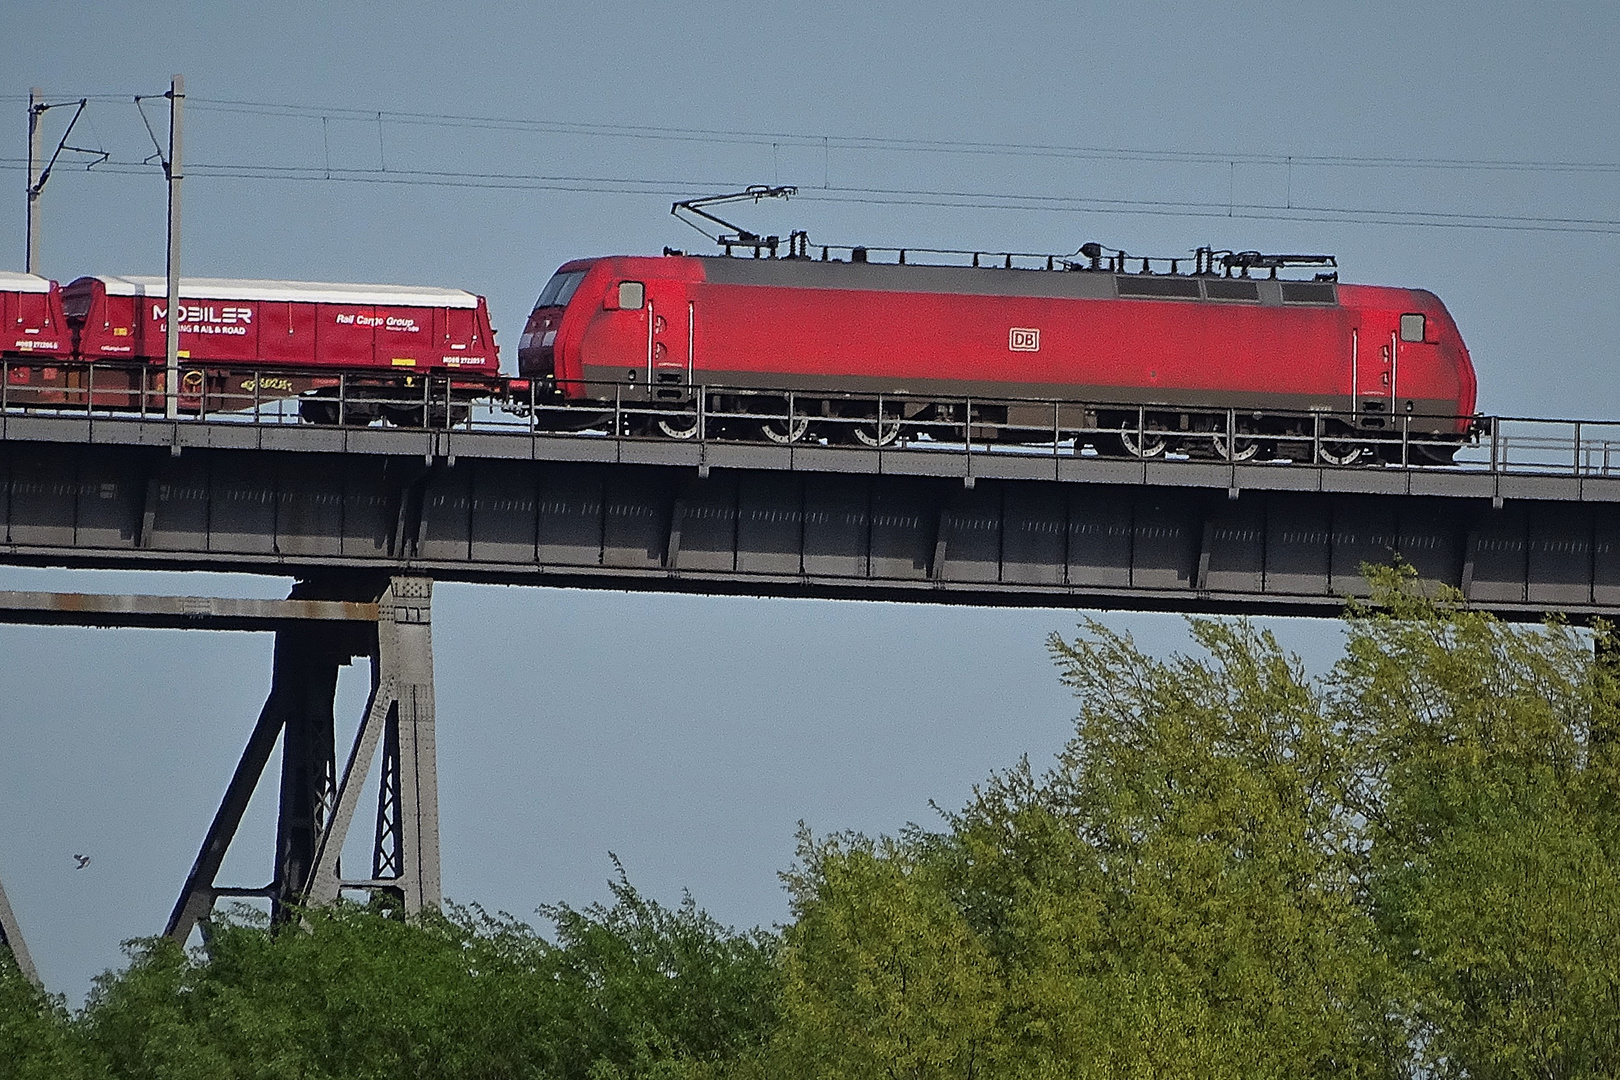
[72,854,90,870]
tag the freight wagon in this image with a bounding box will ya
[1,275,500,423]
[0,271,70,361]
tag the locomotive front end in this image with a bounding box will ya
[518,261,594,397]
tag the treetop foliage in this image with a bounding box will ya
[777,570,1620,1080]
[4,567,1616,1079]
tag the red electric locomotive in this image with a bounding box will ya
[517,244,1477,464]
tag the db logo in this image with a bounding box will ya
[1009,327,1040,352]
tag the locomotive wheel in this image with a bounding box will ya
[830,402,903,447]
[656,410,700,439]
[1317,439,1365,466]
[1211,425,1262,462]
[1118,422,1169,459]
[1408,440,1459,466]
[851,410,902,447]
[760,414,812,443]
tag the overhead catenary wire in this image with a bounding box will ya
[2,156,1616,235]
[173,97,1620,176]
[6,92,1617,176]
[7,92,1619,237]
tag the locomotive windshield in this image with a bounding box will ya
[535,270,587,309]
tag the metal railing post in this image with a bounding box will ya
[1401,413,1410,467]
[1575,420,1583,476]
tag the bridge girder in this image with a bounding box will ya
[0,417,1614,618]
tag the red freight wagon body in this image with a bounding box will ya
[65,276,499,375]
[0,271,70,360]
[519,254,1476,456]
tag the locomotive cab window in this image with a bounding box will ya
[614,281,645,310]
[535,270,586,308]
[1400,313,1426,342]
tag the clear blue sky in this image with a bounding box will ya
[1,0,1616,1001]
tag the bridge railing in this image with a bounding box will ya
[4,358,1619,479]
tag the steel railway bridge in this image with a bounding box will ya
[4,397,1620,985]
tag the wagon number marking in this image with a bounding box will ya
[1009,328,1040,352]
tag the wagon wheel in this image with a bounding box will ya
[383,404,425,428]
[299,395,341,426]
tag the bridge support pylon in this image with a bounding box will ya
[165,576,440,944]
[0,870,39,987]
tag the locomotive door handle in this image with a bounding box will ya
[1389,332,1398,406]
[645,300,655,387]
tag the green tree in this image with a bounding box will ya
[780,617,1393,1080]
[0,954,88,1080]
[79,904,543,1080]
[979,617,1387,1079]
[1342,571,1620,1078]
[777,829,1001,1080]
[71,873,778,1080]
[537,861,781,1080]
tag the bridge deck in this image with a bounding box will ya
[0,413,1615,619]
